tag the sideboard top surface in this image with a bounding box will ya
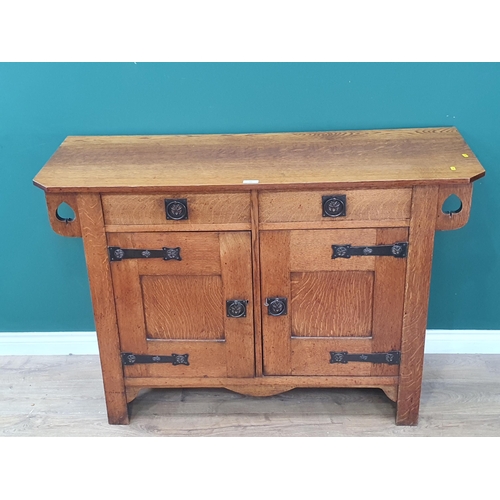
[33,127,485,193]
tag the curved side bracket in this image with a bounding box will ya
[380,386,398,403]
[435,184,473,231]
[125,387,144,404]
[46,193,82,238]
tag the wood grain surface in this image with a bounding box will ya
[290,271,374,337]
[397,186,439,425]
[218,232,255,378]
[107,233,147,353]
[141,275,224,340]
[45,193,81,237]
[2,354,499,436]
[105,223,251,232]
[259,219,410,231]
[370,227,408,378]
[260,231,292,376]
[102,193,251,225]
[33,128,485,193]
[250,191,263,377]
[259,189,411,223]
[108,231,223,276]
[122,340,228,379]
[77,194,128,424]
[123,374,398,389]
[290,338,374,376]
[435,184,473,231]
[289,229,377,272]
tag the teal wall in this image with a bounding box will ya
[0,63,498,332]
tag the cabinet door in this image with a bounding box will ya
[107,231,254,378]
[261,228,408,376]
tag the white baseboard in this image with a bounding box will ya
[1,330,500,356]
[0,331,99,355]
[423,330,500,354]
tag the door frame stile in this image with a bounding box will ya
[219,231,255,378]
[261,230,292,375]
[251,190,263,377]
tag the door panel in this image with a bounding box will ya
[261,228,408,377]
[123,342,228,378]
[141,275,224,340]
[291,338,373,376]
[289,229,377,271]
[291,271,374,337]
[108,231,254,378]
[133,232,222,275]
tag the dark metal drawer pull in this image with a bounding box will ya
[165,198,188,220]
[330,350,401,365]
[322,195,346,218]
[226,300,248,318]
[264,297,288,316]
[332,242,408,259]
[122,353,189,366]
[108,246,181,262]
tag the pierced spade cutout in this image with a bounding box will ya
[441,194,463,216]
[55,202,76,223]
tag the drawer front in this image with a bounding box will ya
[102,193,251,226]
[259,189,412,223]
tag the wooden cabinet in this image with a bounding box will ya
[33,128,485,426]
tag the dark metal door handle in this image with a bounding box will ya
[322,195,346,217]
[165,198,189,220]
[226,300,248,318]
[264,297,288,316]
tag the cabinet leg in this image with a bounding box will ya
[105,392,130,425]
[396,186,439,427]
[396,394,420,426]
[78,194,130,425]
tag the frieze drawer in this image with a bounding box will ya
[259,189,412,225]
[102,192,251,227]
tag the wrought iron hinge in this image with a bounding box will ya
[121,353,190,366]
[109,246,181,262]
[330,350,401,365]
[332,242,408,259]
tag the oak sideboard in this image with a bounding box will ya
[33,127,485,425]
